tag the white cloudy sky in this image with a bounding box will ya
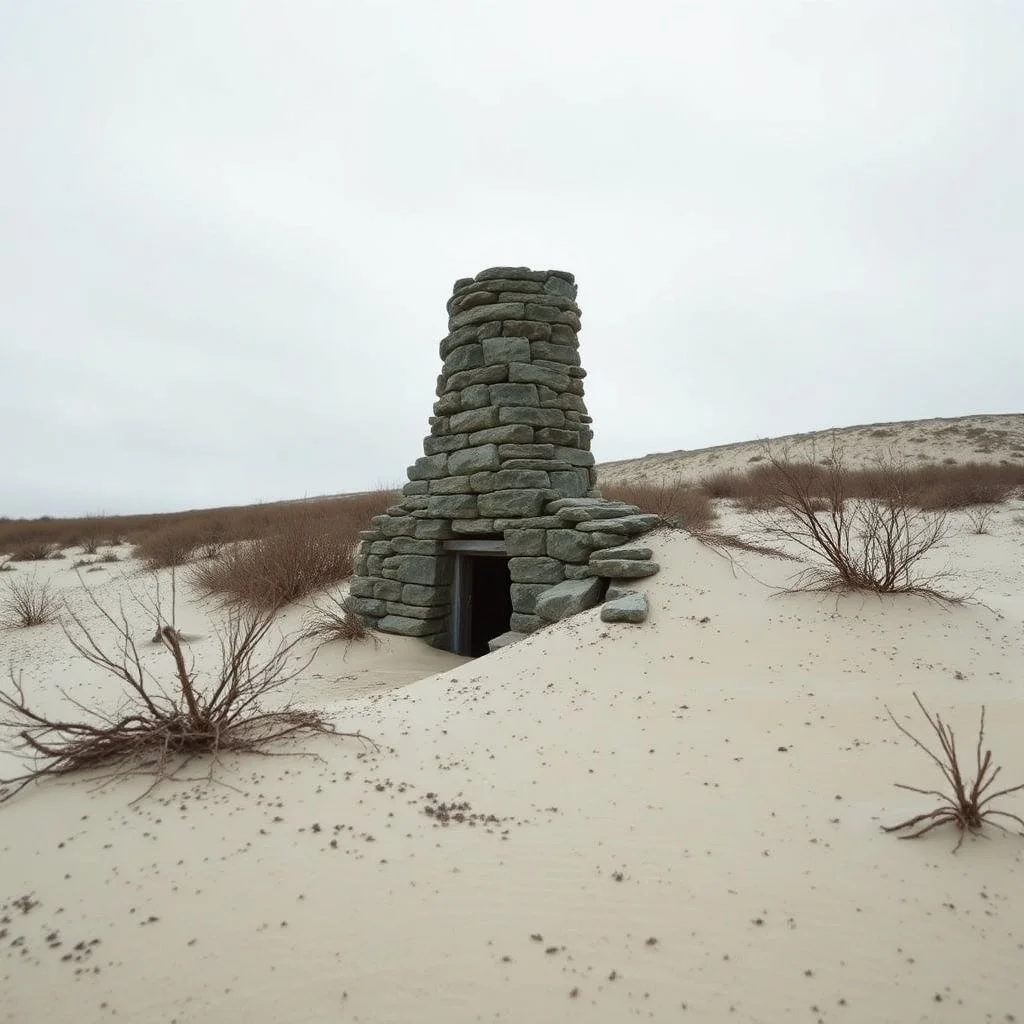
[3,1,1022,518]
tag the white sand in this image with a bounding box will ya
[2,424,1024,1023]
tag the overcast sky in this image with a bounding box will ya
[3,2,1022,518]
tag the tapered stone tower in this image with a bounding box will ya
[349,267,660,655]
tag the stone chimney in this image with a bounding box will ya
[349,267,660,655]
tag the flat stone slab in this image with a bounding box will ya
[589,559,660,580]
[601,591,649,624]
[535,577,604,622]
[488,631,529,652]
[590,545,653,561]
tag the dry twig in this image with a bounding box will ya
[883,692,1024,851]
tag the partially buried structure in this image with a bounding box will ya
[349,266,661,656]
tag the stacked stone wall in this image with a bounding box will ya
[349,267,660,650]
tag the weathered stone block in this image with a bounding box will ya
[402,584,451,606]
[549,469,589,498]
[382,554,453,586]
[373,579,404,601]
[439,324,480,359]
[531,340,580,365]
[365,554,384,575]
[546,529,593,563]
[502,459,571,471]
[346,596,387,618]
[377,615,442,638]
[407,454,448,481]
[589,530,631,547]
[414,519,456,540]
[459,384,490,409]
[499,292,578,311]
[588,559,660,579]
[523,302,562,323]
[475,267,547,283]
[403,496,429,511]
[449,302,525,330]
[468,424,534,446]
[444,343,484,374]
[468,471,496,492]
[368,541,392,554]
[510,612,544,633]
[450,518,499,535]
[450,407,500,432]
[552,446,596,467]
[557,503,641,523]
[448,289,497,315]
[477,321,502,339]
[384,601,448,620]
[508,362,571,391]
[403,480,429,496]
[601,592,649,624]
[428,475,472,495]
[510,583,553,614]
[448,443,500,475]
[433,392,462,416]
[445,365,508,391]
[379,515,418,538]
[426,494,478,519]
[549,323,578,344]
[509,556,564,584]
[498,406,565,428]
[543,276,578,299]
[499,443,555,460]
[488,631,529,652]
[489,382,540,407]
[535,428,579,446]
[504,528,546,556]
[478,489,548,518]
[535,577,603,622]
[471,277,544,293]
[500,320,551,341]
[482,337,532,364]
[494,515,562,530]
[493,469,551,489]
[590,545,653,561]
[554,310,582,330]
[423,433,469,455]
[348,577,376,598]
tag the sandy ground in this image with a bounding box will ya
[596,412,1024,487]
[2,425,1024,1023]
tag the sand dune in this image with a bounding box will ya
[597,412,1024,487]
[2,420,1024,1023]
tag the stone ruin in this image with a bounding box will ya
[349,266,662,656]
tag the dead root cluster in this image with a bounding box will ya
[884,692,1024,851]
[0,591,375,804]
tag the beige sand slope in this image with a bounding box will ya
[597,412,1024,487]
[2,433,1024,1023]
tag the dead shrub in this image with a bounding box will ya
[883,693,1024,852]
[1,574,61,627]
[191,504,368,610]
[752,443,956,598]
[133,524,205,569]
[602,479,716,533]
[10,541,57,562]
[302,591,377,648]
[0,593,377,805]
[965,508,995,535]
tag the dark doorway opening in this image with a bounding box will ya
[466,555,512,657]
[447,541,512,657]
